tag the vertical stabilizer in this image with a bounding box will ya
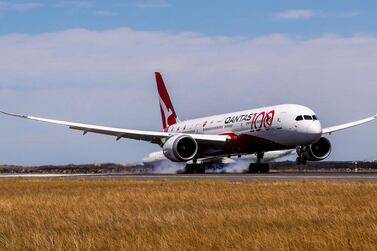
[155,72,180,131]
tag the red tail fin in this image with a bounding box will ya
[155,72,179,131]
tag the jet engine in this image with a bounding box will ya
[162,135,198,162]
[299,137,332,161]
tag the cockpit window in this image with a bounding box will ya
[304,115,312,120]
[295,116,303,121]
[312,115,318,120]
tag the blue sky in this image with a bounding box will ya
[0,1,377,165]
[0,0,376,36]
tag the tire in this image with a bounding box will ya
[249,163,270,173]
[248,163,257,173]
[261,164,270,173]
[184,164,194,174]
[184,164,206,174]
[196,164,206,174]
[302,158,307,165]
[296,157,302,165]
[296,157,307,165]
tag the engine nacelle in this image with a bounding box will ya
[162,135,198,162]
[300,137,332,161]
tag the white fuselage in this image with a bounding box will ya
[165,104,322,156]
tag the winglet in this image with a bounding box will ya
[0,110,28,119]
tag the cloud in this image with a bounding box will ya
[137,0,169,9]
[55,1,93,8]
[0,1,42,12]
[274,9,361,20]
[274,9,318,20]
[335,11,361,18]
[95,10,116,16]
[0,28,376,165]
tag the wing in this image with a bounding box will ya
[0,110,230,146]
[322,114,377,134]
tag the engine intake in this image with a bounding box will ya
[301,137,332,161]
[163,135,198,162]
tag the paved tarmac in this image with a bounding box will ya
[0,172,377,181]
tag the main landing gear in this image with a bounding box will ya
[184,160,206,174]
[248,152,270,173]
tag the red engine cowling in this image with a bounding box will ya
[301,137,332,161]
[162,135,198,162]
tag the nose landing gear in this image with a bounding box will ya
[248,152,270,173]
[296,156,307,165]
[296,146,307,165]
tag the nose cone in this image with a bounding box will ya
[306,122,322,142]
[307,122,322,134]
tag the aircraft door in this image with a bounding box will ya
[274,112,285,130]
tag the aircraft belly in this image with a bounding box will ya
[199,131,288,157]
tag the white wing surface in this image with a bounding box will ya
[0,111,229,146]
[322,114,377,134]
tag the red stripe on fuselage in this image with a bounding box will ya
[198,133,286,157]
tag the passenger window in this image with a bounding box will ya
[304,115,312,120]
[312,115,318,120]
[295,116,303,121]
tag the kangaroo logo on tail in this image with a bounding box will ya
[155,72,180,131]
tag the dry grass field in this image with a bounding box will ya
[0,180,376,250]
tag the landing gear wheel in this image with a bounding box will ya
[296,156,301,165]
[248,163,270,173]
[185,164,194,174]
[296,156,307,165]
[184,164,206,174]
[260,164,270,173]
[196,164,206,174]
[249,152,269,173]
[248,163,257,173]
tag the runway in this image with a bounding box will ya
[1,172,377,181]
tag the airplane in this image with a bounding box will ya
[1,72,376,174]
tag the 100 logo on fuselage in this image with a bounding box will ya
[224,110,275,130]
